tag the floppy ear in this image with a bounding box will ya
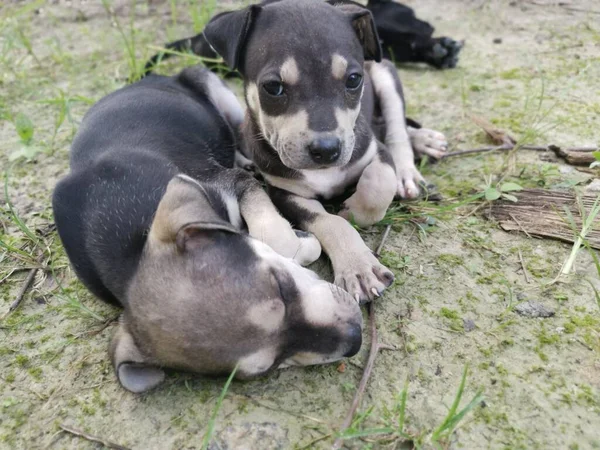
[203,5,262,72]
[149,175,239,251]
[331,2,382,62]
[110,319,165,393]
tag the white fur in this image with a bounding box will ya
[367,62,423,198]
[203,71,245,128]
[222,192,243,230]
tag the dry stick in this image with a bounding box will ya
[518,249,531,283]
[332,225,392,450]
[59,424,131,450]
[442,144,598,160]
[1,266,38,320]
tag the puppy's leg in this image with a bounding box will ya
[408,126,448,160]
[270,188,394,302]
[236,174,321,266]
[339,142,397,227]
[367,60,424,198]
[201,69,255,169]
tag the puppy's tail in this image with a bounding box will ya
[144,33,233,77]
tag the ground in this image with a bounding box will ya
[0,0,599,449]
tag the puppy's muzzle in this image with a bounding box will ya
[308,136,342,164]
[343,322,363,357]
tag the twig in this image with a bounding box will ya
[442,143,598,162]
[375,224,392,257]
[442,145,510,159]
[563,6,600,14]
[59,424,131,450]
[332,302,380,449]
[518,249,531,283]
[332,225,392,449]
[508,213,533,239]
[75,315,120,338]
[1,266,38,320]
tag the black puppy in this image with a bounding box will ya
[52,66,364,393]
[144,0,462,75]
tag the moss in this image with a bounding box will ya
[538,327,560,346]
[14,355,29,367]
[440,307,460,320]
[27,367,42,381]
[436,254,465,267]
[499,68,522,80]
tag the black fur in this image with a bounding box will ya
[53,66,246,306]
[143,0,461,77]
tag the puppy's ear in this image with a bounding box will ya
[332,2,382,62]
[110,319,165,393]
[150,175,239,250]
[203,5,262,72]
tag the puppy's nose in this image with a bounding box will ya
[308,137,341,164]
[343,323,362,357]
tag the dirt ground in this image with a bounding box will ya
[0,0,599,449]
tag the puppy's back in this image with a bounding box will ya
[54,67,238,305]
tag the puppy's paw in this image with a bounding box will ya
[396,164,425,199]
[410,128,448,160]
[234,151,256,172]
[334,253,394,303]
[426,37,464,69]
[338,196,388,228]
[293,230,322,266]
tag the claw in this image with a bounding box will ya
[371,287,380,298]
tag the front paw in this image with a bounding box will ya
[396,164,425,199]
[293,230,322,266]
[410,128,448,159]
[334,253,394,303]
[338,196,388,228]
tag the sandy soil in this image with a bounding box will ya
[0,0,598,449]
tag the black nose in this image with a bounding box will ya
[343,323,362,357]
[308,137,341,164]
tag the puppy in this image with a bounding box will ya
[202,0,448,302]
[52,66,363,393]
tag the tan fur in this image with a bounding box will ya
[246,299,285,333]
[290,196,393,302]
[340,143,397,227]
[408,126,448,159]
[239,184,321,265]
[331,53,348,80]
[280,57,300,85]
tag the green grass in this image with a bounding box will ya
[338,366,484,449]
[201,365,238,450]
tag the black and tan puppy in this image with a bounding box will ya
[52,66,363,393]
[202,0,448,303]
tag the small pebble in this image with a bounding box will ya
[514,301,555,318]
[463,318,476,332]
[493,38,503,44]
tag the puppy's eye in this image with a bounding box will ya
[345,73,363,90]
[262,81,285,97]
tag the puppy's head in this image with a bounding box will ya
[110,175,362,393]
[204,0,381,170]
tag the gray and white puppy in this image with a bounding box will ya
[52,66,363,393]
[203,0,448,303]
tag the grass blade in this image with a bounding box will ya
[201,365,238,450]
[431,365,483,442]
